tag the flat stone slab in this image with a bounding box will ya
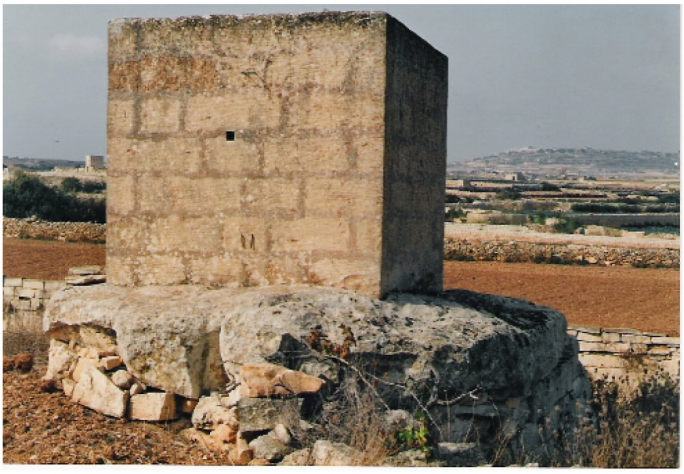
[45,285,568,401]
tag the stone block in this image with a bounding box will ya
[271,217,350,253]
[71,357,99,383]
[23,279,45,290]
[107,98,136,137]
[249,431,294,462]
[237,398,303,434]
[651,337,680,346]
[601,332,622,343]
[578,341,606,352]
[648,346,674,356]
[575,332,602,342]
[62,378,76,397]
[72,365,129,418]
[65,275,107,286]
[139,97,182,134]
[129,392,177,421]
[240,362,326,398]
[107,175,136,217]
[111,370,135,389]
[16,287,38,299]
[4,277,23,287]
[44,339,77,381]
[3,287,15,297]
[310,440,362,466]
[100,356,124,371]
[192,393,239,431]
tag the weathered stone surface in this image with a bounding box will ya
[273,424,292,445]
[240,362,325,397]
[210,424,237,445]
[237,397,303,434]
[111,370,135,389]
[66,275,107,286]
[45,284,584,460]
[129,382,144,396]
[231,433,253,465]
[71,357,98,383]
[191,393,238,431]
[100,356,123,370]
[62,378,75,397]
[382,450,434,467]
[43,339,77,381]
[72,366,129,418]
[279,448,311,466]
[249,431,294,462]
[68,266,105,276]
[129,392,177,421]
[437,442,485,467]
[311,440,362,466]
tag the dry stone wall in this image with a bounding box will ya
[569,325,680,392]
[445,237,679,268]
[107,12,447,298]
[3,217,106,243]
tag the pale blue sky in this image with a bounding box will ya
[3,4,680,162]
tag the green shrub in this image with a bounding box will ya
[495,189,522,201]
[3,170,106,223]
[61,177,106,194]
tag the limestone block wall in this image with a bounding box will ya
[3,277,66,331]
[381,16,448,293]
[568,325,680,392]
[107,12,447,297]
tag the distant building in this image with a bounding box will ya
[85,155,105,171]
[504,172,525,182]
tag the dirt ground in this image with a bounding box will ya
[3,238,106,280]
[2,366,233,465]
[2,238,680,335]
[444,261,680,337]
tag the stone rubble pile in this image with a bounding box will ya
[43,285,594,466]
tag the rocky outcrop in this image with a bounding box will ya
[44,284,592,464]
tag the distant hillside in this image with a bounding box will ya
[3,156,84,171]
[449,147,679,179]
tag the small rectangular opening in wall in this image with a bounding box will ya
[226,131,236,142]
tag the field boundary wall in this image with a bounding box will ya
[3,217,106,243]
[445,237,679,268]
[568,324,679,392]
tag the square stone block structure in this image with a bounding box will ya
[107,11,448,298]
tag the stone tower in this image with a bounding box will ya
[107,11,447,298]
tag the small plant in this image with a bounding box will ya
[394,411,433,458]
[307,324,356,359]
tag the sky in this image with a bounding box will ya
[2,3,680,162]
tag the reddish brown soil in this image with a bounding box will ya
[3,238,106,280]
[2,366,232,465]
[445,261,680,337]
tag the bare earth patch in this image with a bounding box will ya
[444,261,680,337]
[3,238,106,281]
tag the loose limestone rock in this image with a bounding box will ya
[437,442,485,467]
[71,357,99,383]
[111,370,135,389]
[237,397,303,435]
[191,393,238,431]
[249,431,294,462]
[240,362,326,397]
[71,365,129,418]
[100,356,123,370]
[43,339,77,382]
[129,392,177,421]
[310,440,362,466]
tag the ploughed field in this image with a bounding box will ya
[3,238,679,336]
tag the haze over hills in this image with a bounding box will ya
[3,156,85,171]
[449,148,680,180]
